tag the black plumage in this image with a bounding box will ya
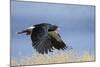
[17,23,68,54]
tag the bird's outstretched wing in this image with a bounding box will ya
[31,27,54,54]
[31,27,67,54]
[48,31,67,50]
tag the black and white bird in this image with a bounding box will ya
[17,23,68,54]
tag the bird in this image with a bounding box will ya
[17,23,69,54]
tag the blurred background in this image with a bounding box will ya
[11,1,95,58]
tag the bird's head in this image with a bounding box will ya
[17,23,58,35]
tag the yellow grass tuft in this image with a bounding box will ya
[11,50,95,66]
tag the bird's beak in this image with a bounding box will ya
[57,28,60,30]
[55,27,60,34]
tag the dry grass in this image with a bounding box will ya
[11,50,95,66]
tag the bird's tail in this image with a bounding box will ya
[17,29,29,34]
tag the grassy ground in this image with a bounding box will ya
[11,50,95,66]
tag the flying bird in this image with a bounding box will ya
[17,23,68,54]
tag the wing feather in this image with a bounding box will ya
[48,31,67,50]
[31,27,53,54]
[31,27,67,54]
